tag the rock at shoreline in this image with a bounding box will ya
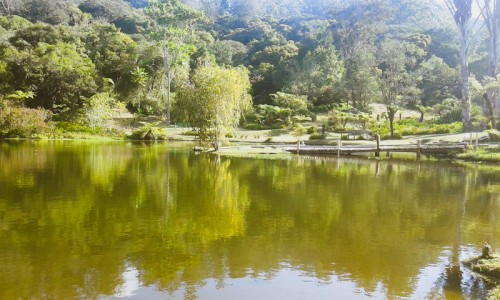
[464,253,500,280]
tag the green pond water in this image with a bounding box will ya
[1,141,500,299]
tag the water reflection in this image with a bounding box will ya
[1,141,500,299]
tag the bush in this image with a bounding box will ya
[128,126,168,140]
[306,126,318,134]
[313,104,336,113]
[182,129,198,136]
[249,95,314,127]
[0,106,51,138]
[309,133,324,140]
[327,108,371,131]
[382,132,403,140]
[271,92,308,113]
[55,122,97,134]
[82,93,114,130]
[433,99,483,125]
[242,123,282,130]
[292,123,307,140]
[433,98,462,123]
[291,115,312,123]
[487,130,500,142]
[368,119,463,138]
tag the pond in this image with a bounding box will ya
[1,141,500,299]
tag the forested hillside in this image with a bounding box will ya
[0,0,497,141]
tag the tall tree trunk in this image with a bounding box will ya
[388,107,396,138]
[445,0,474,132]
[161,46,173,126]
[485,0,500,77]
[167,69,171,126]
[351,85,356,109]
[483,0,499,129]
[459,32,473,131]
[483,92,496,128]
[137,90,141,111]
[489,27,498,77]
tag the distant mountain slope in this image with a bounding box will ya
[173,0,453,32]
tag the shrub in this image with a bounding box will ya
[55,122,97,134]
[271,92,308,114]
[292,123,307,140]
[433,98,462,123]
[82,93,114,131]
[487,130,500,142]
[307,126,318,134]
[309,133,324,140]
[242,123,282,130]
[327,109,342,129]
[242,123,267,130]
[433,99,483,125]
[0,106,51,138]
[368,119,463,138]
[182,129,198,136]
[382,132,403,140]
[313,104,336,113]
[129,127,157,140]
[328,108,371,131]
[128,124,168,140]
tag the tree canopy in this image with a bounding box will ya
[0,0,498,136]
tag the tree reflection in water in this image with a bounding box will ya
[1,141,500,299]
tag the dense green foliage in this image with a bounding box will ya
[0,0,498,139]
[369,119,463,140]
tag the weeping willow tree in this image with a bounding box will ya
[176,65,252,150]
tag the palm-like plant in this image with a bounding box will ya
[131,67,148,111]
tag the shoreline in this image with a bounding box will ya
[2,130,500,164]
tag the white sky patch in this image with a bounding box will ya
[113,267,141,298]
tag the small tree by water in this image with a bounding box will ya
[176,65,251,150]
